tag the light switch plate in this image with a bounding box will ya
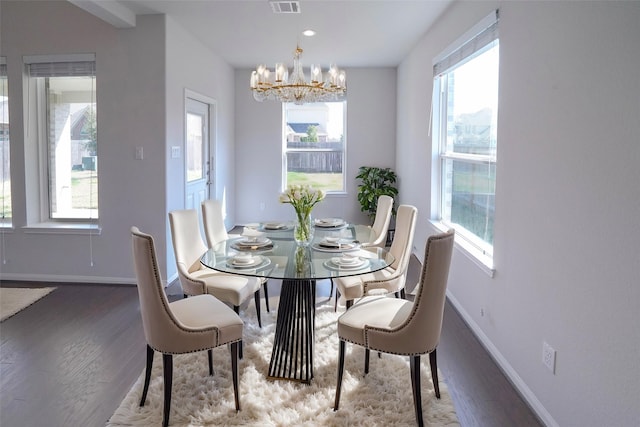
[171,146,180,159]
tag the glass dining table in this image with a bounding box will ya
[200,220,394,384]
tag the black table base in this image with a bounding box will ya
[268,279,316,384]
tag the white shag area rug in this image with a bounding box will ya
[0,287,56,322]
[107,298,459,426]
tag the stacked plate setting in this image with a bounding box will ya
[262,222,289,231]
[314,218,347,229]
[313,236,359,252]
[326,253,368,270]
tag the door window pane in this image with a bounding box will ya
[186,112,204,182]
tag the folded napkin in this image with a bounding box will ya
[316,218,345,227]
[242,227,265,239]
[232,254,254,264]
[263,222,287,230]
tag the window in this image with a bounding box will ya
[25,54,98,221]
[0,58,10,224]
[432,11,499,263]
[283,101,346,192]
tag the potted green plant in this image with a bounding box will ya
[356,166,398,223]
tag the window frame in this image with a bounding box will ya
[430,11,499,275]
[282,101,347,194]
[24,54,98,224]
[0,57,11,227]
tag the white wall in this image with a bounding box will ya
[398,1,640,425]
[0,2,237,284]
[0,2,168,284]
[164,17,236,281]
[234,67,397,225]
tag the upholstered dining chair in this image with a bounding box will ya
[329,195,394,301]
[334,204,418,310]
[169,209,263,329]
[333,229,455,427]
[361,194,394,249]
[131,227,243,427]
[201,199,271,313]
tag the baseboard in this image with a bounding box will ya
[1,272,170,288]
[446,290,559,427]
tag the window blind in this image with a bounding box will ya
[24,53,95,77]
[433,10,499,76]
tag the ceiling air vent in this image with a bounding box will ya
[270,1,301,14]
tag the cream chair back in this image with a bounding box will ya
[397,229,455,353]
[364,229,454,356]
[169,209,208,273]
[365,195,393,248]
[131,227,193,353]
[388,204,417,274]
[202,199,229,248]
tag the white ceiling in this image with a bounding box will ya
[70,0,452,69]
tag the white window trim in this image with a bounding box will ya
[23,53,98,226]
[430,10,499,277]
[282,101,347,194]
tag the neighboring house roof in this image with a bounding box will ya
[287,122,326,135]
[70,105,90,140]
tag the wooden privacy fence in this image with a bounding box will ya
[286,141,343,173]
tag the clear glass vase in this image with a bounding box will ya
[294,212,314,246]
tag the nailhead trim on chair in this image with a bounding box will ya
[341,232,452,357]
[138,231,243,352]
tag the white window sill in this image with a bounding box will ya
[430,220,495,277]
[22,222,101,235]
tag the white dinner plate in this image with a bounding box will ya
[314,218,347,228]
[233,237,272,247]
[261,222,291,231]
[311,241,360,253]
[227,255,271,269]
[323,258,369,270]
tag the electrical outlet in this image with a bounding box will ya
[542,342,556,373]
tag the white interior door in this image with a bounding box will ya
[185,98,210,211]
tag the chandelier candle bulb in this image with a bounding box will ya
[275,63,287,82]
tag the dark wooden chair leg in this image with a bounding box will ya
[334,288,339,312]
[183,294,188,299]
[429,349,440,399]
[139,345,154,407]
[400,288,406,299]
[329,278,334,298]
[233,305,243,359]
[162,354,173,427]
[263,281,270,312]
[364,348,370,374]
[395,291,400,298]
[334,340,346,411]
[254,290,262,328]
[346,299,353,310]
[208,349,214,375]
[231,341,241,411]
[410,355,424,427]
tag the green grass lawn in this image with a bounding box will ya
[287,172,344,191]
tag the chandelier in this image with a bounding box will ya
[250,45,346,105]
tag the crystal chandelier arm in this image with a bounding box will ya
[250,44,346,104]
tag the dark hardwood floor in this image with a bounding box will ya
[0,257,542,427]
